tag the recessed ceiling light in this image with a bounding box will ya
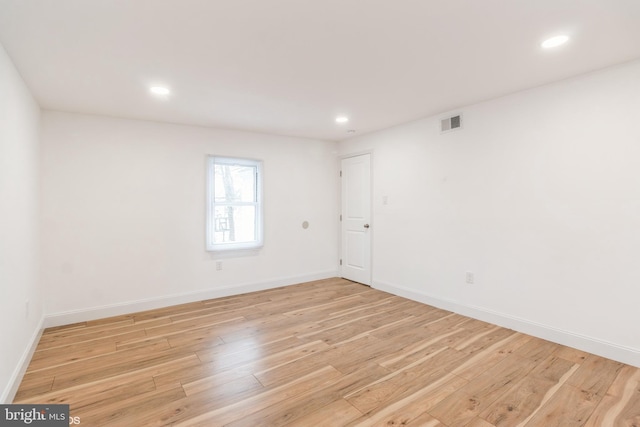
[335,116,349,124]
[150,86,170,95]
[541,35,569,49]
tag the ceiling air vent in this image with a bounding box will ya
[441,114,462,133]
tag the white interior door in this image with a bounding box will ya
[341,154,371,285]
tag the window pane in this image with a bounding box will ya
[213,205,256,244]
[214,164,256,203]
[207,156,263,251]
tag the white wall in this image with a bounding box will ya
[339,59,640,367]
[0,43,43,402]
[41,112,339,323]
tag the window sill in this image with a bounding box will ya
[206,246,263,259]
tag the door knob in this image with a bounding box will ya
[364,224,370,228]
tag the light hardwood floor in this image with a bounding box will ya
[14,278,640,426]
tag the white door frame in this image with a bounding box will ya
[339,151,373,286]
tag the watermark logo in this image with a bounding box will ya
[0,405,69,426]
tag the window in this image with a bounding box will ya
[206,156,263,251]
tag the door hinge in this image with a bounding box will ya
[340,214,342,221]
[340,170,342,177]
[340,259,342,266]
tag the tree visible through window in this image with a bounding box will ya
[207,156,263,251]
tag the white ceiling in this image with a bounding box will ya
[1,0,639,141]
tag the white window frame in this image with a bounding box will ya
[206,156,263,252]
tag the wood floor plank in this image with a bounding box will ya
[196,336,324,373]
[115,336,171,352]
[429,353,537,427]
[254,349,342,388]
[12,374,54,401]
[463,418,495,427]
[478,355,582,426]
[345,372,466,426]
[554,345,590,365]
[345,348,463,413]
[72,384,187,427]
[142,374,266,426]
[30,340,117,369]
[24,376,158,411]
[226,362,390,427]
[284,398,362,427]
[13,278,640,426]
[35,327,148,352]
[377,327,466,369]
[53,352,200,391]
[566,354,625,397]
[447,332,527,381]
[179,365,344,426]
[384,375,467,426]
[583,364,640,427]
[478,358,579,426]
[518,383,601,427]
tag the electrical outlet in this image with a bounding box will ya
[216,261,222,271]
[465,272,474,284]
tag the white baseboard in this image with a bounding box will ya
[1,315,45,403]
[44,270,338,328]
[373,280,640,369]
